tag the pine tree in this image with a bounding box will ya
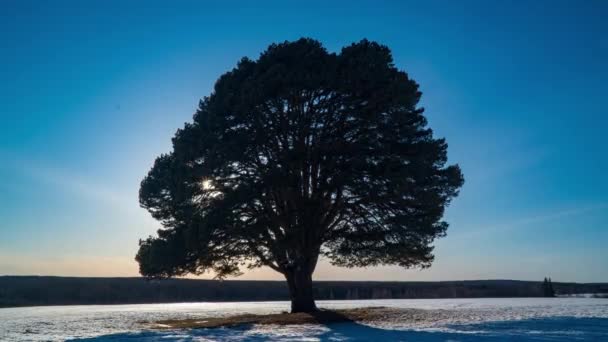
[135,38,464,312]
[542,277,556,297]
[548,277,555,297]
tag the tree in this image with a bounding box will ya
[135,38,464,313]
[542,277,556,297]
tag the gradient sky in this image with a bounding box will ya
[1,0,607,282]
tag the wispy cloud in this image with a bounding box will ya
[462,202,608,238]
[7,156,142,215]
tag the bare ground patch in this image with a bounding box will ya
[151,307,426,329]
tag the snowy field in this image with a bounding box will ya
[1,298,607,341]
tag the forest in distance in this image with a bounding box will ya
[1,276,607,308]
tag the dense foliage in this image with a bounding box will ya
[136,38,464,311]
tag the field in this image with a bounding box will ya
[1,298,607,341]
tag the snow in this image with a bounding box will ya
[1,298,607,341]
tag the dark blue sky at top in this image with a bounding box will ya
[0,0,606,281]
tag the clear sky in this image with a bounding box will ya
[1,0,606,282]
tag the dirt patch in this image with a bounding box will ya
[153,307,404,329]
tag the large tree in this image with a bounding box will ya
[136,38,464,313]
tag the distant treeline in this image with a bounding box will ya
[1,276,607,308]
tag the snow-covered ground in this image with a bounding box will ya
[558,293,608,298]
[1,298,607,341]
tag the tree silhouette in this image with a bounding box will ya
[543,277,556,297]
[135,38,464,312]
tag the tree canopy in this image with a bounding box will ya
[136,38,464,312]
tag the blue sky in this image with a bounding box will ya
[1,0,606,282]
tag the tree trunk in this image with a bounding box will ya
[285,267,317,313]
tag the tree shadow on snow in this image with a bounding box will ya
[71,316,608,341]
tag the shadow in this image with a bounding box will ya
[71,317,608,341]
[317,317,608,341]
[308,308,356,324]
